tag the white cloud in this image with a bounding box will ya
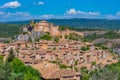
[39,14,53,19]
[65,8,100,16]
[116,11,120,16]
[0,11,30,22]
[106,11,120,19]
[106,15,117,19]
[38,1,44,5]
[66,9,77,14]
[0,1,21,8]
[1,12,30,19]
[0,11,4,15]
[15,12,30,16]
[88,12,100,16]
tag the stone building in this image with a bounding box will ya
[33,61,81,80]
[34,20,60,36]
[17,20,61,42]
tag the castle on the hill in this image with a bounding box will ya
[34,20,60,36]
[17,19,61,42]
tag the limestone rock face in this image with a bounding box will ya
[17,34,29,42]
[23,27,28,32]
[31,30,44,42]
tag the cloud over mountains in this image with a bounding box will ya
[65,8,100,16]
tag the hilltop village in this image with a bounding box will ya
[0,20,118,80]
[17,19,71,42]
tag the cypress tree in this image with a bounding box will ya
[7,48,15,62]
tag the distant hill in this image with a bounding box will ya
[0,18,120,38]
[0,23,21,38]
[4,18,120,30]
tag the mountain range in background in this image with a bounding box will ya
[2,18,120,30]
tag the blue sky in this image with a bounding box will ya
[0,0,120,22]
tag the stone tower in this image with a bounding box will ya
[30,18,34,27]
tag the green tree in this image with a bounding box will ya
[59,64,68,69]
[35,37,39,42]
[10,58,25,73]
[29,37,32,42]
[81,46,90,51]
[40,34,52,40]
[54,37,59,43]
[0,54,3,61]
[90,68,119,80]
[69,33,82,41]
[7,48,15,62]
[0,55,41,80]
[24,66,41,80]
[80,67,90,80]
[91,61,96,66]
[9,73,23,80]
[24,72,40,80]
[0,61,13,80]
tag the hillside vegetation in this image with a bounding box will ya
[0,48,41,80]
[0,23,21,38]
[81,62,120,80]
[1,18,120,38]
[82,31,120,42]
[6,18,120,30]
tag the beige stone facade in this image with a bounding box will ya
[34,20,60,36]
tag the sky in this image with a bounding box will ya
[0,0,120,22]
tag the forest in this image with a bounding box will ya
[0,23,21,38]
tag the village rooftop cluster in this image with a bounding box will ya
[0,20,118,80]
